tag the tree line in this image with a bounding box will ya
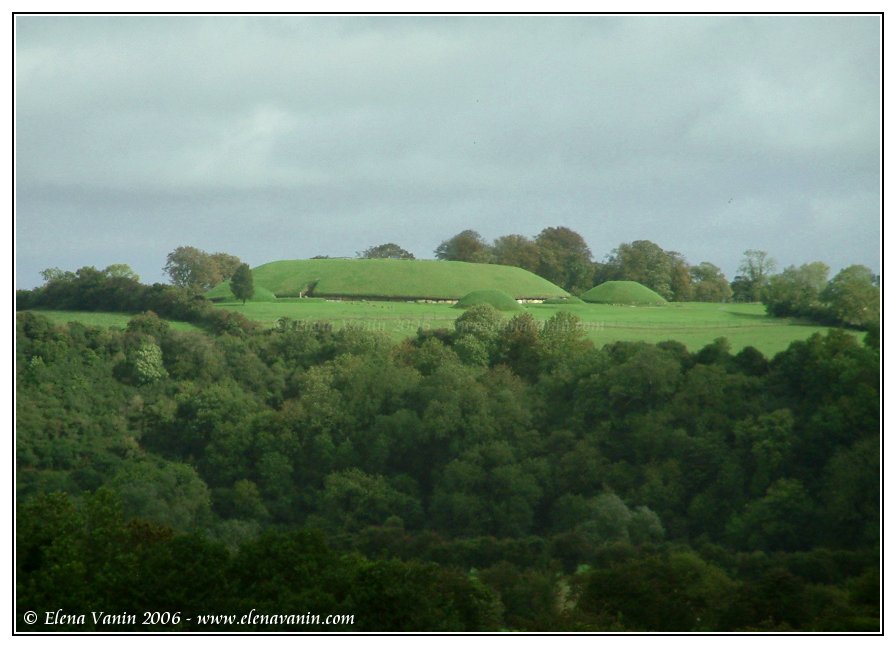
[56,238,875,333]
[16,266,880,630]
[363,231,878,330]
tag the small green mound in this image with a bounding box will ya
[454,289,522,311]
[209,284,278,303]
[543,296,585,305]
[581,281,667,305]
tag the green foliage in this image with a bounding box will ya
[129,341,168,384]
[492,234,541,274]
[763,262,829,318]
[314,469,423,532]
[358,242,416,259]
[822,264,879,328]
[15,296,879,632]
[229,263,255,303]
[534,226,593,294]
[165,246,243,292]
[575,550,738,631]
[598,240,692,301]
[691,262,733,302]
[434,229,493,263]
[109,458,212,531]
[733,249,777,302]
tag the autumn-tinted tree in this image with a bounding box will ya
[164,246,243,292]
[210,253,243,281]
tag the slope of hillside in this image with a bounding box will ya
[207,259,569,301]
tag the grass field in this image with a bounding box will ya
[25,301,862,358]
[206,258,570,301]
[211,299,859,357]
[26,310,202,333]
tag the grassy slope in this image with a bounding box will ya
[455,290,522,311]
[207,259,570,301]
[581,280,667,304]
[214,300,861,357]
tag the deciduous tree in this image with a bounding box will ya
[434,230,493,263]
[534,226,593,294]
[358,243,416,259]
[229,263,255,304]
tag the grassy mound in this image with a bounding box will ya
[543,296,585,305]
[454,289,522,311]
[581,281,667,305]
[208,284,278,303]
[207,259,568,301]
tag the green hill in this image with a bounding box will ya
[581,281,667,305]
[454,289,522,311]
[207,259,569,301]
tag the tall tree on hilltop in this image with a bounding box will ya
[358,243,416,260]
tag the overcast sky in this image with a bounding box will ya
[15,14,881,289]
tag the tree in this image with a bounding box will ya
[210,253,243,281]
[534,226,593,293]
[600,240,692,301]
[762,262,829,318]
[164,246,242,292]
[690,262,732,302]
[103,264,140,282]
[492,234,541,273]
[230,263,255,304]
[358,243,415,260]
[734,249,776,302]
[434,230,492,263]
[821,264,880,328]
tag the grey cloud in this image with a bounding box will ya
[16,15,880,287]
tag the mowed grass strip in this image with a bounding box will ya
[207,258,570,301]
[24,310,203,332]
[217,300,861,357]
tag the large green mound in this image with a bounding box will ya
[454,289,522,311]
[581,281,667,305]
[207,259,569,301]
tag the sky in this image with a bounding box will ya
[14,14,881,289]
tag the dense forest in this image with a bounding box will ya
[15,263,880,632]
